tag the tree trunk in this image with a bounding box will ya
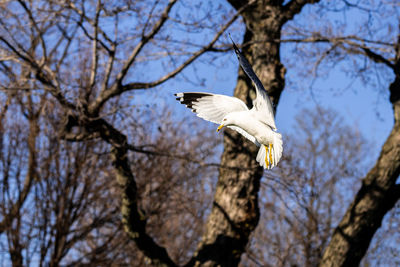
[319,73,400,267]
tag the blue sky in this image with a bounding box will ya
[277,66,393,152]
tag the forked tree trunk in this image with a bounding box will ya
[188,1,319,266]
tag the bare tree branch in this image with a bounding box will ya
[99,118,178,267]
[114,0,178,86]
[66,1,114,53]
[88,0,102,94]
[0,98,39,235]
[89,0,254,115]
[281,0,321,24]
[59,111,178,266]
[0,34,75,110]
[17,0,48,64]
[361,47,395,69]
[120,12,239,91]
[128,144,259,171]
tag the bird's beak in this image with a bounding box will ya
[216,124,224,133]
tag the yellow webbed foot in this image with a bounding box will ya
[264,145,269,168]
[269,143,273,166]
[264,143,274,169]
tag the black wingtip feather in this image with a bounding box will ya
[174,92,213,112]
[228,33,240,55]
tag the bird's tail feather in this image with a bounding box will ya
[256,131,283,169]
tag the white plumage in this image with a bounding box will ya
[175,39,282,169]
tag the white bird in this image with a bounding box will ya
[174,39,282,169]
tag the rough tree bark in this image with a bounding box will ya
[188,1,320,266]
[319,36,400,267]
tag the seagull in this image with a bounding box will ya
[174,38,282,169]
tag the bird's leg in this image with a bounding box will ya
[216,124,224,132]
[269,143,273,166]
[264,145,269,168]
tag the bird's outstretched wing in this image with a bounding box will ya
[174,92,248,124]
[230,37,276,130]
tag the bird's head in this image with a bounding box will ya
[216,115,235,133]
